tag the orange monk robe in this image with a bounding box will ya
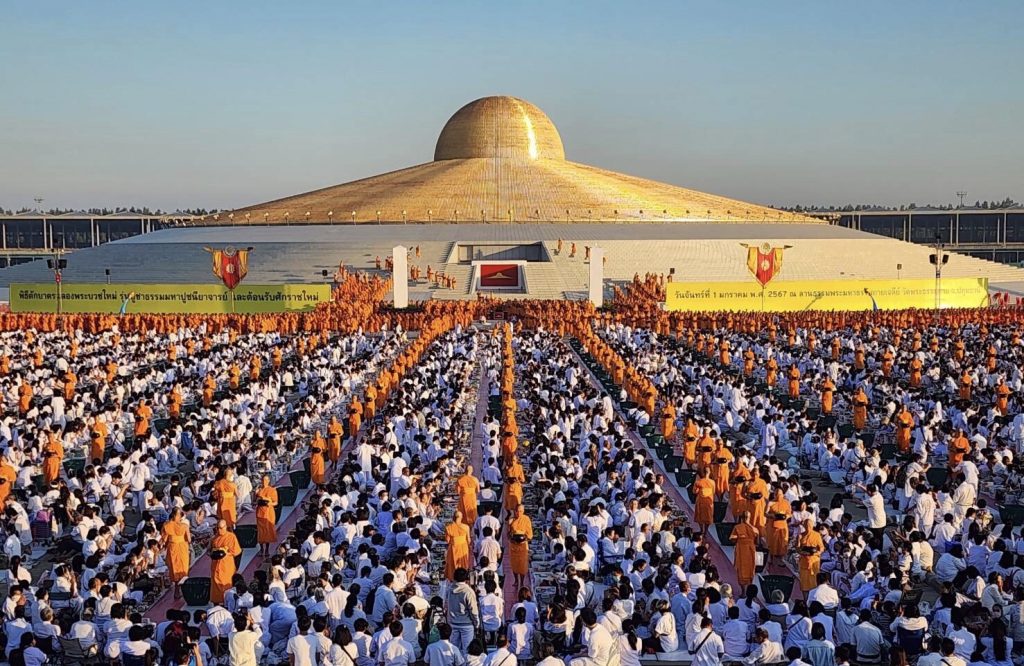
[209,531,242,604]
[161,520,191,583]
[661,403,676,440]
[881,351,894,378]
[212,478,238,529]
[766,492,791,557]
[169,387,183,420]
[712,445,733,498]
[272,347,283,370]
[695,435,716,474]
[255,486,279,544]
[852,389,869,431]
[444,520,472,581]
[909,358,923,388]
[730,521,759,588]
[250,357,261,382]
[896,408,914,454]
[508,514,533,576]
[228,364,241,390]
[854,347,865,371]
[959,372,972,401]
[0,460,17,509]
[798,528,825,591]
[505,478,524,512]
[729,465,750,519]
[814,376,834,415]
[455,473,481,524]
[831,338,841,361]
[134,403,152,437]
[364,385,378,421]
[17,383,33,415]
[744,477,769,533]
[719,341,731,367]
[347,400,363,445]
[327,417,344,462]
[693,477,716,529]
[743,350,755,377]
[42,439,64,484]
[63,371,77,401]
[996,382,1011,416]
[501,432,518,460]
[202,376,216,407]
[765,358,779,388]
[954,340,965,362]
[683,420,699,465]
[949,433,970,469]
[90,420,108,463]
[310,438,327,486]
[788,367,801,399]
[0,354,8,376]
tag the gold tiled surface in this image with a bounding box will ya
[213,97,818,225]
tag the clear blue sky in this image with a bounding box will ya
[2,1,1022,212]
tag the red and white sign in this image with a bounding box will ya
[479,263,520,288]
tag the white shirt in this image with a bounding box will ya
[863,492,886,529]
[287,633,320,666]
[380,637,416,666]
[229,629,263,666]
[689,629,725,666]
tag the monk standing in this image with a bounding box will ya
[797,518,824,592]
[996,381,1011,416]
[327,415,344,463]
[455,466,480,525]
[661,402,676,442]
[212,469,238,529]
[852,387,869,431]
[161,507,191,599]
[347,397,363,444]
[788,364,801,399]
[42,433,64,485]
[744,469,769,534]
[209,520,241,604]
[766,489,792,565]
[508,503,533,590]
[255,474,278,557]
[730,511,758,589]
[712,442,733,498]
[444,510,472,581]
[693,468,716,532]
[820,377,835,415]
[310,433,327,485]
[896,406,914,454]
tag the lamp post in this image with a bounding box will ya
[47,249,67,314]
[105,268,111,285]
[328,211,334,225]
[351,211,356,225]
[402,210,407,225]
[930,234,948,309]
[264,213,269,225]
[305,211,311,223]
[376,210,381,225]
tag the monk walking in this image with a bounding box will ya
[693,468,716,532]
[444,510,472,581]
[852,387,869,431]
[730,511,758,589]
[255,474,278,557]
[766,489,791,565]
[455,466,480,525]
[42,433,64,485]
[797,518,824,592]
[209,520,242,604]
[161,507,191,599]
[508,503,533,590]
[212,469,238,529]
[310,432,327,485]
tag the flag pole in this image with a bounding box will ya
[230,289,235,314]
[761,285,766,312]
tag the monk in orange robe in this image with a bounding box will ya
[949,430,971,469]
[896,406,914,454]
[455,467,480,525]
[134,400,152,438]
[0,458,17,509]
[852,387,869,431]
[347,398,362,444]
[508,504,533,589]
[212,471,238,529]
[202,375,216,407]
[765,358,779,388]
[42,435,64,484]
[788,365,801,399]
[161,508,191,598]
[959,371,973,401]
[209,520,241,604]
[228,363,241,390]
[18,382,33,416]
[743,349,755,377]
[996,381,1011,416]
[63,370,77,401]
[820,377,835,415]
[766,490,791,563]
[693,469,716,532]
[444,510,472,581]
[909,357,923,388]
[310,432,327,485]
[255,475,278,556]
[683,419,699,466]
[327,416,344,463]
[90,418,108,463]
[712,443,733,498]
[744,471,769,534]
[729,462,750,519]
[798,519,824,591]
[730,512,759,589]
[661,402,676,441]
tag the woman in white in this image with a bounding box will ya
[506,607,533,660]
[618,620,643,666]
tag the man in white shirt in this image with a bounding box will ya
[287,616,321,666]
[423,624,466,666]
[722,606,750,658]
[745,628,784,665]
[484,634,518,666]
[860,484,886,541]
[229,613,264,666]
[569,610,614,666]
[380,621,416,666]
[688,617,725,666]
[806,575,840,610]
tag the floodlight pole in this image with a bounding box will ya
[933,234,944,310]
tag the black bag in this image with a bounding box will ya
[210,549,227,561]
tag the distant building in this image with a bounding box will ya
[815,208,1024,264]
[0,212,164,267]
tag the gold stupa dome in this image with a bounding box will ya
[434,96,565,162]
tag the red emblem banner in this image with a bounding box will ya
[479,264,520,288]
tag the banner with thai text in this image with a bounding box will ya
[10,283,332,314]
[665,277,989,312]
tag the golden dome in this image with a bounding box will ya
[434,96,565,161]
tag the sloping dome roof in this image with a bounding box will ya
[434,96,565,161]
[215,97,817,224]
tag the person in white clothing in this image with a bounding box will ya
[229,614,264,666]
[688,618,725,666]
[569,610,615,666]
